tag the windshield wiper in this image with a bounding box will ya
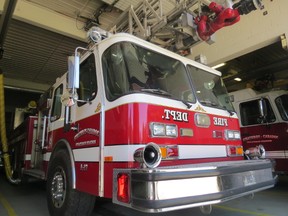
[200,100,234,116]
[199,100,218,107]
[140,89,171,97]
[182,100,192,109]
[222,106,235,116]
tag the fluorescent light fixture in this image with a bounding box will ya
[212,63,226,69]
[234,77,242,82]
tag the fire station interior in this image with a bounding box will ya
[0,0,288,216]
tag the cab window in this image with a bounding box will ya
[239,98,276,126]
[51,85,63,122]
[77,54,97,106]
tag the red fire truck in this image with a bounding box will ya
[229,88,288,174]
[7,31,276,215]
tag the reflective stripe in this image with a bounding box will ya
[73,145,145,162]
[25,145,228,163]
[265,151,287,159]
[73,144,227,162]
[25,154,31,160]
[43,152,51,161]
[25,153,51,162]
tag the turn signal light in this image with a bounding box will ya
[117,173,130,203]
[160,145,179,160]
[227,145,243,157]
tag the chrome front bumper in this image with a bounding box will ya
[113,160,276,213]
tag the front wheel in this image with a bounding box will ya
[46,149,95,216]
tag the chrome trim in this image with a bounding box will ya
[113,160,275,213]
[99,106,105,197]
[99,48,106,197]
[41,116,47,148]
[133,143,162,168]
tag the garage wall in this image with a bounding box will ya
[189,0,288,66]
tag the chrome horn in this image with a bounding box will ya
[244,145,265,160]
[134,143,162,168]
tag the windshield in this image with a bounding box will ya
[187,65,234,112]
[102,42,194,102]
[275,94,288,121]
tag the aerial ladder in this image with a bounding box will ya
[108,0,265,53]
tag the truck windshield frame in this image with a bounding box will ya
[275,94,288,121]
[187,65,234,112]
[102,42,195,103]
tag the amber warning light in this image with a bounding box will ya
[160,145,179,159]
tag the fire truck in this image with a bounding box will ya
[3,30,276,216]
[229,88,288,173]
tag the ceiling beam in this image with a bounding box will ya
[0,0,87,42]
[4,77,50,93]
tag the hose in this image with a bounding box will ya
[0,70,20,184]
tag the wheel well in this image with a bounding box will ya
[48,139,76,188]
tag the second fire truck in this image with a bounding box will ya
[229,88,288,174]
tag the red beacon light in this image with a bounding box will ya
[117,173,130,204]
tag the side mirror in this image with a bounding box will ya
[258,97,268,123]
[259,97,267,117]
[68,55,80,89]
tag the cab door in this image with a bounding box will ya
[70,52,103,196]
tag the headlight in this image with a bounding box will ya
[150,123,177,137]
[224,130,241,140]
[165,125,177,137]
[152,123,165,136]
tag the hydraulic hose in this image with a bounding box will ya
[0,70,20,184]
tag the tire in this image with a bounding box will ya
[46,149,95,216]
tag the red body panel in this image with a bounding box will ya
[8,116,37,170]
[17,102,241,198]
[105,103,241,146]
[241,122,288,172]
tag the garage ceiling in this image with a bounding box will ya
[1,18,87,87]
[0,0,288,94]
[222,40,288,92]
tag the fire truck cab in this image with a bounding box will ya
[8,31,276,216]
[229,88,288,174]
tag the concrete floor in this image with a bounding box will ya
[0,171,287,216]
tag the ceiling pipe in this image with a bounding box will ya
[0,0,18,60]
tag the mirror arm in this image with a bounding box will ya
[75,99,92,105]
[64,106,71,132]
